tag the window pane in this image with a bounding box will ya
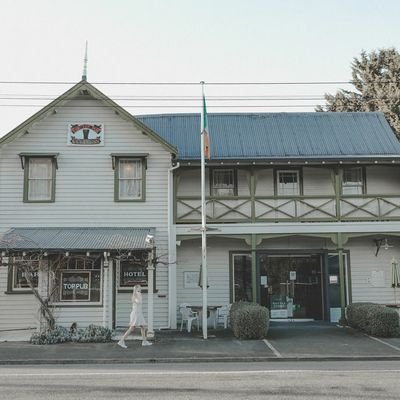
[119,159,141,179]
[233,254,252,302]
[118,159,143,200]
[212,169,235,196]
[28,180,52,200]
[119,179,141,199]
[27,158,53,201]
[29,159,52,179]
[277,171,299,195]
[343,168,363,195]
[52,257,102,303]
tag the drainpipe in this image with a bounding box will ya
[159,161,180,330]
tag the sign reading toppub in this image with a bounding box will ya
[68,123,104,146]
[61,271,91,301]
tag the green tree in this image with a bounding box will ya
[316,48,400,138]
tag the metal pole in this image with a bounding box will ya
[147,247,155,338]
[201,81,208,340]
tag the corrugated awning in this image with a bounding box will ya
[0,227,155,252]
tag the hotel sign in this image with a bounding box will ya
[120,260,148,288]
[68,123,104,146]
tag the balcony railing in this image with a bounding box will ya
[175,195,400,223]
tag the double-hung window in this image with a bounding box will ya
[21,154,57,202]
[211,169,237,196]
[276,170,301,196]
[342,167,364,195]
[113,155,146,201]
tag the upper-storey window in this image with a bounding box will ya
[211,169,237,196]
[21,155,57,203]
[276,170,300,196]
[114,156,146,201]
[342,167,364,195]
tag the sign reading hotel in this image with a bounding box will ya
[120,261,148,288]
[68,123,104,146]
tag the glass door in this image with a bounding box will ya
[259,254,323,320]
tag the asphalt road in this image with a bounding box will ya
[1,361,400,399]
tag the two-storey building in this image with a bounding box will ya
[1,80,400,332]
[140,112,400,323]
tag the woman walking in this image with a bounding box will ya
[118,284,152,348]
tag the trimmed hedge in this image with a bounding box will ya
[30,324,113,345]
[230,301,269,339]
[346,302,399,337]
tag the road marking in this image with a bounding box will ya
[367,335,400,353]
[262,339,282,358]
[0,369,399,377]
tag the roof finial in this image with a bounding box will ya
[82,41,88,81]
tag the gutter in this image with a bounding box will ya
[159,161,180,330]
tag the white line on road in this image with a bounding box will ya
[262,339,282,358]
[367,335,400,352]
[0,369,400,377]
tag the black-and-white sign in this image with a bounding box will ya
[120,260,148,288]
[61,271,91,301]
[68,123,104,146]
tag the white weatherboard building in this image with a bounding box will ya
[1,79,400,332]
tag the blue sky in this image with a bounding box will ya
[1,0,399,136]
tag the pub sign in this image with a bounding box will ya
[68,123,104,146]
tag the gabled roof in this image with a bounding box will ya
[0,80,177,155]
[137,112,400,162]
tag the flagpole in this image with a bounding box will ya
[200,81,208,340]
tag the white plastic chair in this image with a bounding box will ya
[179,304,199,333]
[215,304,231,329]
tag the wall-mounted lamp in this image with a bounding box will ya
[65,251,70,257]
[44,252,48,257]
[374,237,392,256]
[103,251,109,267]
[86,251,91,257]
[22,251,26,257]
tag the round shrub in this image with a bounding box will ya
[346,302,399,337]
[230,302,269,339]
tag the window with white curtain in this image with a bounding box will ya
[26,157,55,202]
[342,167,364,195]
[277,170,300,196]
[116,158,144,201]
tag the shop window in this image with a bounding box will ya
[231,253,253,302]
[276,170,300,196]
[118,251,152,291]
[114,157,145,201]
[8,257,39,292]
[211,169,237,196]
[51,256,102,303]
[342,167,364,195]
[22,156,57,202]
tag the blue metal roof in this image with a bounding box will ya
[137,112,400,160]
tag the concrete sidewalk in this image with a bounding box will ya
[1,322,400,365]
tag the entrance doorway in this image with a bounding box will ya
[258,254,323,320]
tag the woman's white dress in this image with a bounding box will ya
[129,294,146,326]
